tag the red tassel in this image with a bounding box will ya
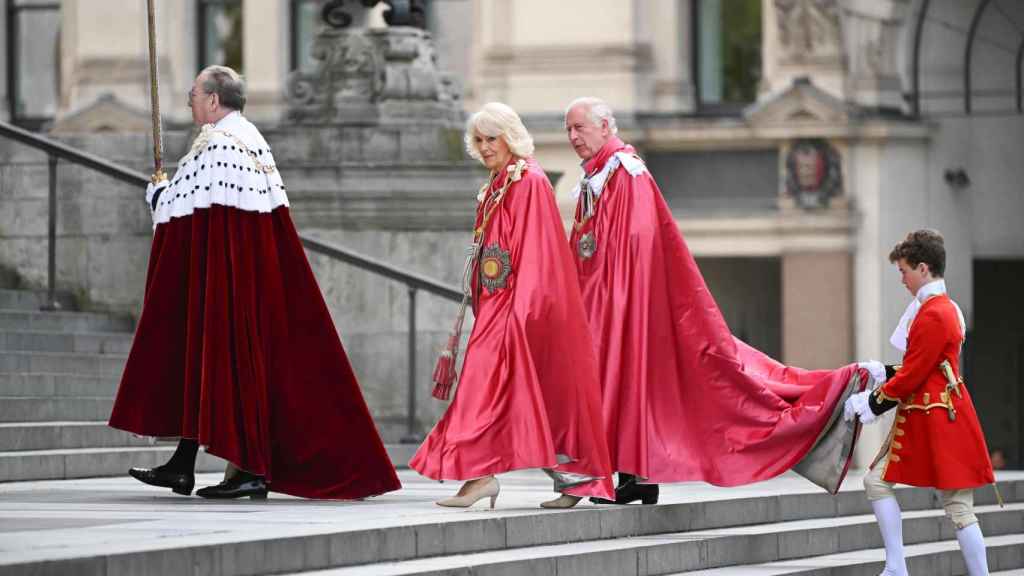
[431,334,461,400]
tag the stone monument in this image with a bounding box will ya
[267,0,484,439]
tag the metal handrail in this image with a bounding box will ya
[0,121,151,187]
[300,236,462,302]
[0,119,462,441]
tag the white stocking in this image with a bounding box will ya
[956,522,989,576]
[871,497,908,576]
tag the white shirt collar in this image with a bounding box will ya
[889,278,965,352]
[916,279,947,303]
[214,110,241,128]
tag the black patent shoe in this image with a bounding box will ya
[129,465,195,496]
[589,480,659,505]
[195,473,268,500]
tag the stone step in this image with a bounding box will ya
[0,396,114,422]
[0,446,226,483]
[0,309,133,333]
[1,476,1018,576]
[0,288,77,311]
[0,372,120,397]
[0,329,134,355]
[680,533,1024,575]
[0,421,154,451]
[0,351,127,377]
[0,443,407,485]
[0,420,413,465]
[294,504,1024,575]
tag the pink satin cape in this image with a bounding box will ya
[410,159,614,500]
[570,138,859,486]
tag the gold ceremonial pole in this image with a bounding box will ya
[146,0,167,183]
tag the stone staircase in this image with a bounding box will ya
[298,484,1024,576]
[1,280,1021,575]
[0,471,1021,576]
[0,286,224,483]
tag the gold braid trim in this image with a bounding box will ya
[214,130,277,174]
[875,388,901,403]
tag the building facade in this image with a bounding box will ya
[1,0,1022,466]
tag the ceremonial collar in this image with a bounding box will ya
[571,139,646,200]
[889,279,966,352]
[187,111,244,158]
[477,157,528,202]
[582,136,626,176]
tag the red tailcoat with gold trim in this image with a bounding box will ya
[877,294,994,490]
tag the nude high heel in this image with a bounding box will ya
[540,494,582,509]
[436,477,500,509]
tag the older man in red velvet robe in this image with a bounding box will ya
[109,65,400,500]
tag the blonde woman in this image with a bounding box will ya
[410,103,613,508]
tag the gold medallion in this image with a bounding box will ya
[479,244,511,292]
[577,232,597,260]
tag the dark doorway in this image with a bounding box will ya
[969,259,1024,469]
[696,257,782,360]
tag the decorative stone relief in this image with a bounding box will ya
[286,1,459,125]
[774,0,842,63]
[784,138,843,209]
[838,0,910,109]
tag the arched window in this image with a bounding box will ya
[910,0,1024,117]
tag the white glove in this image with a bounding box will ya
[842,390,876,425]
[146,180,169,211]
[857,360,887,386]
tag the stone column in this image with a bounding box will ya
[56,0,193,127]
[839,0,911,111]
[242,0,288,123]
[650,0,694,112]
[60,0,148,114]
[782,251,853,369]
[0,6,6,122]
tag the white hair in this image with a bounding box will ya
[464,102,535,161]
[565,96,618,134]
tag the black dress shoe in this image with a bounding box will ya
[129,465,195,496]
[195,473,268,500]
[589,479,659,505]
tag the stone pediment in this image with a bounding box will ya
[744,77,851,127]
[49,93,151,134]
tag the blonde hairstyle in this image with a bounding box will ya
[464,102,535,162]
[565,96,618,134]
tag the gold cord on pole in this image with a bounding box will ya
[146,0,167,183]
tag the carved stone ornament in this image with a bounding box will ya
[286,24,461,124]
[774,0,841,62]
[479,244,511,293]
[785,139,843,209]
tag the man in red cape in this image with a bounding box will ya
[565,97,864,505]
[108,66,400,500]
